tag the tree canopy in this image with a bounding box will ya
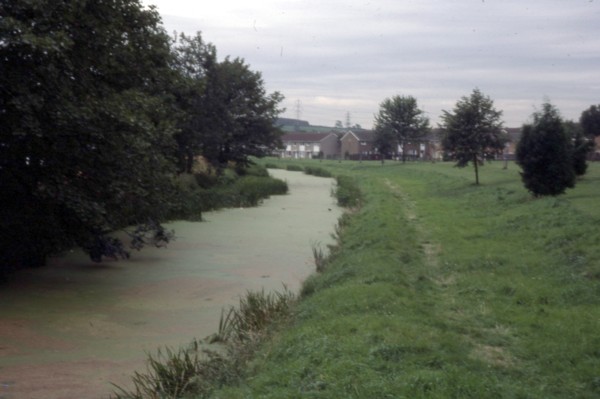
[171,33,284,173]
[373,95,430,163]
[439,89,507,185]
[1,1,285,271]
[1,0,179,268]
[580,104,600,137]
[563,120,593,177]
[516,103,576,197]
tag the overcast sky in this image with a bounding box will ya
[141,0,599,129]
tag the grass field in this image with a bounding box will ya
[210,159,600,398]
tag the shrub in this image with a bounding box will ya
[233,176,288,207]
[516,103,576,196]
[170,175,204,220]
[169,169,287,219]
[285,164,303,171]
[304,166,333,178]
[217,168,238,186]
[334,175,363,208]
[235,163,269,177]
[194,172,219,189]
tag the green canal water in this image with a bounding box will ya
[0,170,342,399]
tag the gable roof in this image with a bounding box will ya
[341,130,375,142]
[281,132,336,142]
[427,127,521,142]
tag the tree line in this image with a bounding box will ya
[0,0,284,272]
[373,89,599,194]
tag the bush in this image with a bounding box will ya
[235,163,269,177]
[304,166,333,177]
[233,176,288,207]
[194,172,219,189]
[334,175,363,208]
[217,168,238,186]
[516,103,576,196]
[169,169,288,219]
[285,164,303,171]
[170,175,204,220]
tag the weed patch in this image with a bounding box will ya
[168,164,288,220]
[334,175,362,208]
[304,165,333,177]
[112,288,296,399]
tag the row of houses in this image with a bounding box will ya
[275,125,600,161]
[276,129,444,161]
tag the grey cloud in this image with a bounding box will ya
[157,0,599,128]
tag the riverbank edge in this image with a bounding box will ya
[209,159,600,398]
[115,159,600,398]
[110,168,356,398]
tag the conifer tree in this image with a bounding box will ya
[516,103,576,196]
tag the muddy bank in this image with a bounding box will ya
[0,169,342,399]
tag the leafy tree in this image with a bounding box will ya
[580,104,600,137]
[0,0,178,269]
[208,56,284,166]
[170,33,218,173]
[373,95,430,163]
[373,125,396,164]
[516,103,576,196]
[563,120,593,177]
[171,33,284,171]
[440,89,506,185]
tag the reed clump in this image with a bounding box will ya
[112,288,296,399]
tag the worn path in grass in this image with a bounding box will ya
[0,170,342,399]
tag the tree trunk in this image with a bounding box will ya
[185,150,194,174]
[401,141,406,163]
[473,153,480,185]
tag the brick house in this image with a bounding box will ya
[338,129,443,161]
[278,131,341,159]
[340,130,379,160]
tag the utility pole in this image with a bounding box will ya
[295,100,303,121]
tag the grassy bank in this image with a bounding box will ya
[211,159,600,398]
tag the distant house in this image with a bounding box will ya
[436,127,521,161]
[278,131,341,159]
[375,130,443,162]
[338,129,443,161]
[502,127,522,160]
[419,131,443,161]
[594,136,600,160]
[340,130,378,160]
